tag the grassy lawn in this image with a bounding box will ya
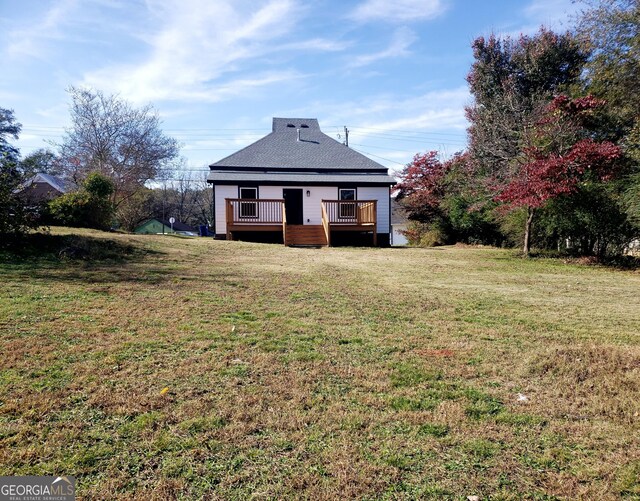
[1,227,639,500]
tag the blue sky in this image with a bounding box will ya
[1,0,581,177]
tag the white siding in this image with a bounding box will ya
[214,184,391,235]
[358,186,390,233]
[258,186,283,200]
[306,187,339,224]
[260,186,337,225]
[214,185,237,235]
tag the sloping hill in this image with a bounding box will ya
[1,228,639,499]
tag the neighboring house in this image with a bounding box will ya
[134,218,197,236]
[625,238,640,256]
[19,173,72,202]
[207,118,397,246]
[391,197,409,246]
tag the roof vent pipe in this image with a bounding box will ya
[297,128,300,141]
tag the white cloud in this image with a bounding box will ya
[499,0,581,37]
[6,0,78,59]
[324,87,469,131]
[80,0,333,104]
[278,38,350,53]
[524,0,579,23]
[33,103,69,120]
[280,86,469,168]
[348,0,447,23]
[349,27,416,68]
[179,70,306,103]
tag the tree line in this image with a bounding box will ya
[1,87,212,245]
[396,0,639,257]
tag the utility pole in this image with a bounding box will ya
[344,126,349,147]
[162,183,166,234]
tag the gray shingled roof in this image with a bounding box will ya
[26,173,73,193]
[208,171,396,185]
[209,118,390,173]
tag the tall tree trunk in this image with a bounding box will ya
[523,206,535,256]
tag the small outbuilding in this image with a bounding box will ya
[134,219,197,236]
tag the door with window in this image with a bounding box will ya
[283,189,303,225]
[339,188,356,219]
[239,187,258,219]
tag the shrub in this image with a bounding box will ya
[49,172,114,230]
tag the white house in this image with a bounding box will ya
[207,118,397,246]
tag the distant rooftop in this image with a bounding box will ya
[27,173,73,193]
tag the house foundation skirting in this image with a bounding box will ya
[214,231,390,246]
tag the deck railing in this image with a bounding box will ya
[282,201,288,245]
[225,198,378,246]
[226,199,284,226]
[321,202,331,246]
[321,200,377,225]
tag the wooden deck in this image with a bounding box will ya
[225,199,285,240]
[225,198,377,246]
[320,200,377,246]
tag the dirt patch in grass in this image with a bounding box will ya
[526,345,640,425]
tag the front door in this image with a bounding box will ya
[283,189,303,225]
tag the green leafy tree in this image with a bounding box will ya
[0,108,41,245]
[464,29,635,255]
[576,0,640,230]
[20,148,61,178]
[537,184,634,256]
[576,0,639,139]
[49,172,115,230]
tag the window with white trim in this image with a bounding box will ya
[339,188,356,218]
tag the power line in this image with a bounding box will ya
[20,123,467,137]
[349,147,407,167]
[351,137,466,148]
[19,128,463,143]
[345,126,466,138]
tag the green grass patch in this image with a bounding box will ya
[389,396,439,412]
[616,460,640,497]
[417,423,449,438]
[390,362,442,388]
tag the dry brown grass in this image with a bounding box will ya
[0,227,639,499]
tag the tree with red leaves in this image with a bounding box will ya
[496,95,621,255]
[395,151,450,223]
[464,28,629,255]
[466,29,588,186]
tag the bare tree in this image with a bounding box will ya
[161,168,212,229]
[173,170,200,224]
[194,176,214,227]
[116,188,156,231]
[58,87,180,208]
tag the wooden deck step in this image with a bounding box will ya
[285,225,327,246]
